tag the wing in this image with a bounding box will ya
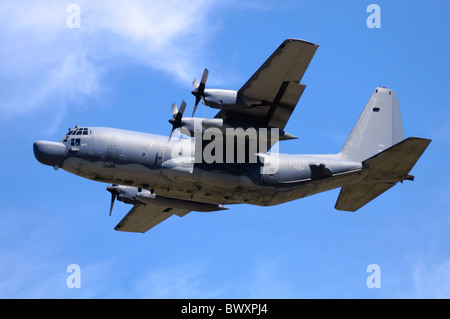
[114,204,190,233]
[218,39,318,130]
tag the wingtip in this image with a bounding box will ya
[284,38,319,47]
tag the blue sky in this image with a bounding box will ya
[1,0,449,298]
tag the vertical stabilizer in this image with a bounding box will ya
[339,87,404,162]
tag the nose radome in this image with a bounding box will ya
[33,140,66,167]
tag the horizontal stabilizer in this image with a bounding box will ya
[335,181,396,212]
[335,137,431,212]
[363,137,431,181]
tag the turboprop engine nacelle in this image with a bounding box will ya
[202,89,238,109]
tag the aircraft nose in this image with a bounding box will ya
[33,140,66,167]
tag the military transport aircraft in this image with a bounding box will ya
[33,39,431,233]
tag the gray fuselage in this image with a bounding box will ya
[35,126,363,207]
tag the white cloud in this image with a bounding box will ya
[130,255,299,298]
[243,257,295,298]
[409,253,450,298]
[0,0,221,119]
[133,259,223,298]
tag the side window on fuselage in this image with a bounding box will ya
[71,138,81,146]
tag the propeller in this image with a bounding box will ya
[106,184,120,216]
[168,100,186,141]
[191,68,209,117]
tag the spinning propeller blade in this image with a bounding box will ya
[168,100,186,141]
[191,68,209,117]
[106,184,120,216]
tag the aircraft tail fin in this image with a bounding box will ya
[335,137,431,211]
[339,87,404,162]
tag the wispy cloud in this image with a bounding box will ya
[0,0,221,120]
[244,256,296,298]
[408,253,450,298]
[132,259,223,298]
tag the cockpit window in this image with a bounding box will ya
[62,127,90,143]
[66,127,90,135]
